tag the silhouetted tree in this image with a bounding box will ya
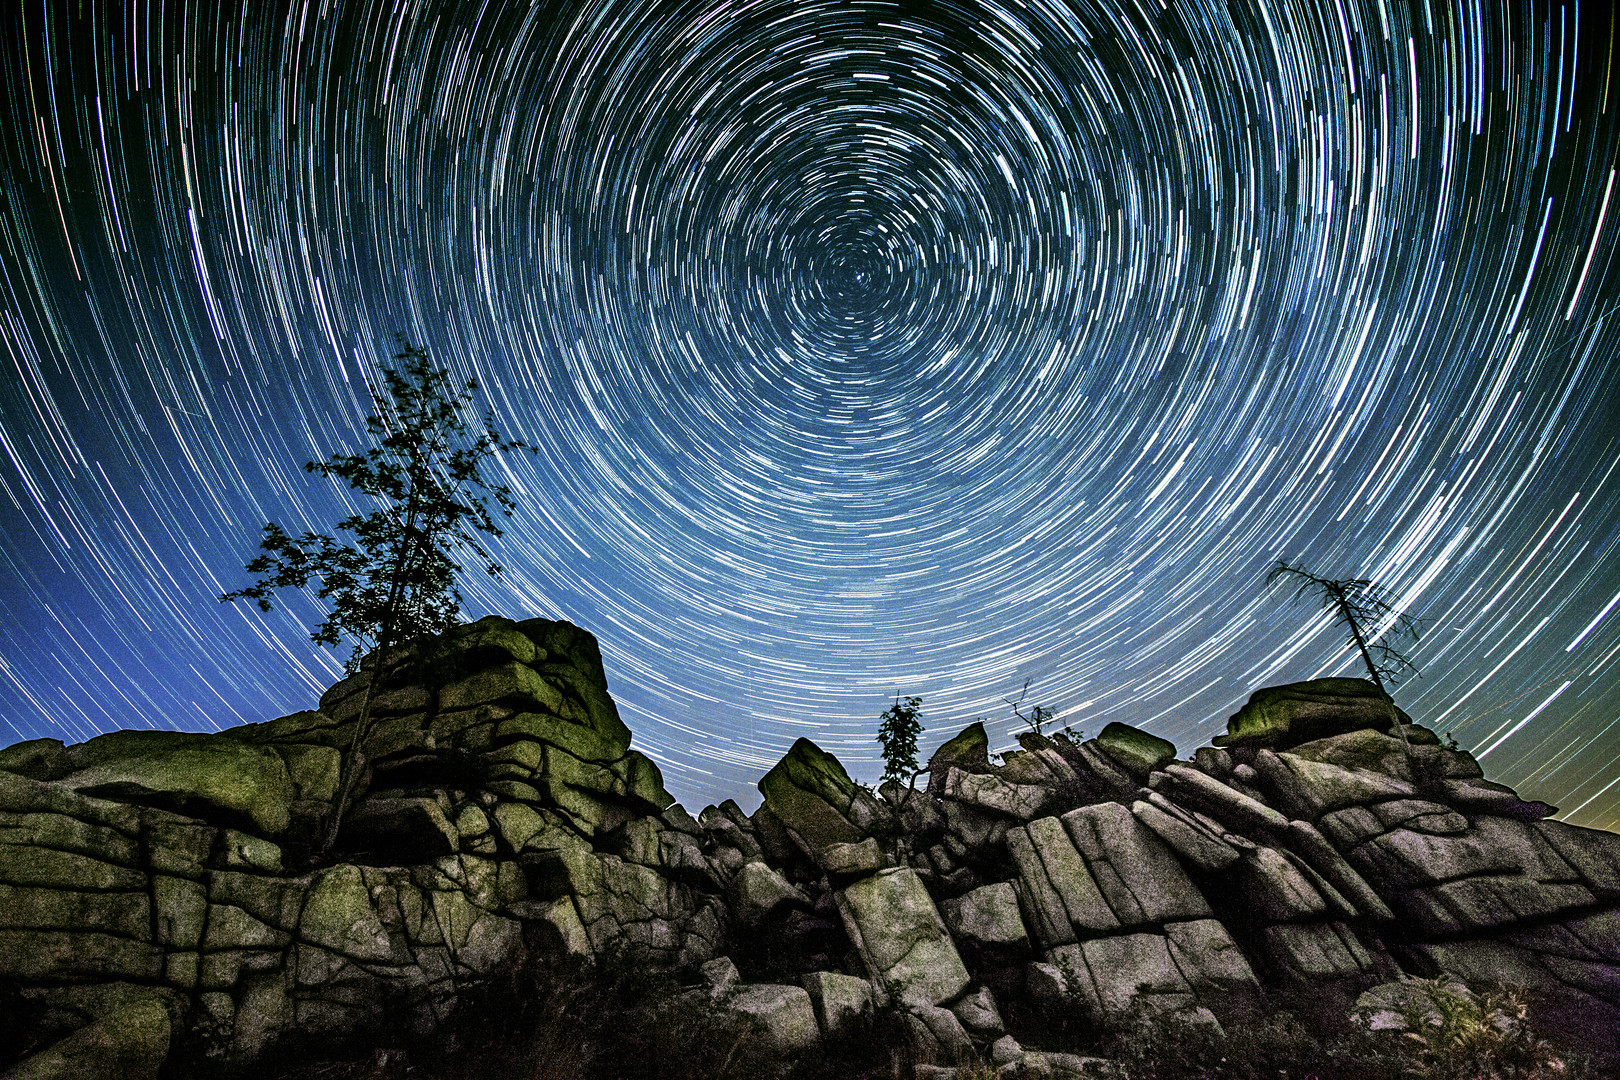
[222,340,533,858]
[1005,678,1054,736]
[877,694,924,784]
[1267,560,1422,694]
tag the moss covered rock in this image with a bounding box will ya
[1214,678,1413,750]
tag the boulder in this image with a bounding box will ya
[1214,679,1412,750]
[1283,820,1394,921]
[1352,975,1473,1032]
[799,970,873,1037]
[1349,826,1523,889]
[1162,919,1262,1010]
[1005,828,1081,946]
[1066,932,1198,1016]
[725,983,819,1054]
[930,723,990,778]
[905,1002,975,1061]
[1129,798,1241,872]
[837,867,970,1009]
[1396,875,1596,934]
[1441,779,1558,820]
[1025,817,1118,933]
[758,740,865,865]
[1237,847,1327,922]
[1094,723,1176,781]
[1261,921,1377,982]
[940,881,1030,954]
[941,768,1052,821]
[1150,764,1290,836]
[1061,803,1210,925]
[950,985,1005,1037]
[731,861,809,925]
[0,995,171,1080]
[1535,819,1620,899]
[60,732,294,837]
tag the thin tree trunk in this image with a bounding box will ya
[1335,589,1416,760]
[316,493,424,861]
[1335,590,1387,696]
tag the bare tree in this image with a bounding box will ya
[1005,678,1053,736]
[1267,560,1423,695]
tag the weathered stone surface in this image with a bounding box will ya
[1130,799,1241,872]
[1,995,170,1080]
[1062,932,1196,1016]
[906,1002,975,1061]
[0,843,146,891]
[950,984,1004,1036]
[299,864,396,964]
[821,838,886,876]
[1094,723,1176,781]
[726,983,819,1054]
[1535,819,1620,898]
[759,739,865,863]
[1283,820,1394,922]
[799,970,873,1037]
[930,723,990,777]
[1269,752,1417,817]
[1441,779,1558,820]
[1238,847,1326,922]
[1006,829,1079,947]
[1349,827,1522,889]
[1369,798,1468,835]
[1025,817,1117,933]
[1062,802,1210,925]
[0,738,71,780]
[940,882,1030,953]
[837,868,969,1009]
[732,860,808,925]
[1151,764,1290,836]
[1215,678,1412,750]
[1261,921,1376,981]
[942,768,1052,821]
[62,732,294,837]
[1162,919,1262,1009]
[1069,740,1138,801]
[1396,875,1596,934]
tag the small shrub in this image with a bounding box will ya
[1388,978,1590,1080]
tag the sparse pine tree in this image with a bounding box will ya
[876,693,924,784]
[1267,560,1422,694]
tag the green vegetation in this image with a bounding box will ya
[877,693,925,784]
[221,340,533,858]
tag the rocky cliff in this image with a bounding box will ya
[1,617,1617,1079]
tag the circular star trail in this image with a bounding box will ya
[3,0,1620,826]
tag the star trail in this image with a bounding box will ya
[3,0,1620,827]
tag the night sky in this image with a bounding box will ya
[4,0,1620,829]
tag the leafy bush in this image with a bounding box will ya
[1382,978,1591,1080]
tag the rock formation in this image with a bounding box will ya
[0,616,1616,1078]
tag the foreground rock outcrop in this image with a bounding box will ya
[0,617,1616,1078]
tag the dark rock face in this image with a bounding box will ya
[1,622,1617,1078]
[1214,677,1415,749]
